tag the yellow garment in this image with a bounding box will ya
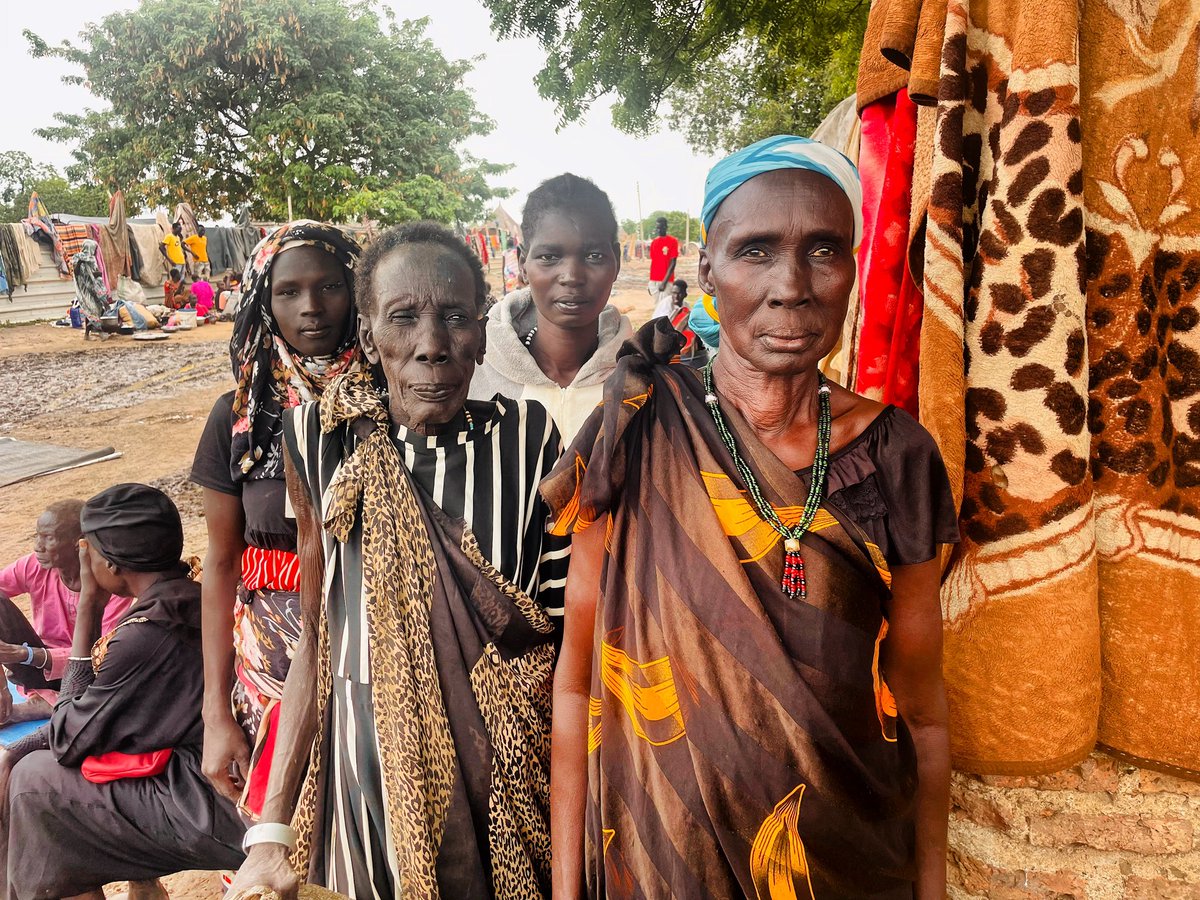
[183,234,208,263]
[161,234,185,266]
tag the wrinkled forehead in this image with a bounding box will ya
[707,169,855,243]
[374,244,478,307]
[36,511,68,534]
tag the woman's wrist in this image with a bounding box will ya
[202,695,238,724]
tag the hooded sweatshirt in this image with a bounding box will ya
[470,289,633,442]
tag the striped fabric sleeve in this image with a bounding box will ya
[533,410,569,618]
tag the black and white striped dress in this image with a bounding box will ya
[287,395,568,898]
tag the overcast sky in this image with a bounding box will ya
[1,0,720,222]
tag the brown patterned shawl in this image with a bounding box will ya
[286,373,555,898]
[541,321,917,898]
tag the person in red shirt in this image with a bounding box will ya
[648,216,680,318]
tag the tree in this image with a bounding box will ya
[27,0,507,221]
[0,152,56,214]
[0,152,111,223]
[481,0,867,153]
[626,210,701,242]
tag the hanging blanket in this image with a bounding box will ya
[95,191,131,283]
[58,224,90,275]
[86,225,113,292]
[23,192,67,275]
[855,88,923,414]
[917,0,1200,779]
[205,226,237,275]
[129,223,168,287]
[1082,0,1200,778]
[0,225,25,295]
[14,224,42,282]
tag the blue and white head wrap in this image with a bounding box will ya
[690,135,863,349]
[700,134,862,246]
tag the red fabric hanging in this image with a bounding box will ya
[854,88,922,415]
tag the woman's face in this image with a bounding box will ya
[361,244,485,433]
[520,210,620,332]
[269,245,353,357]
[699,169,856,377]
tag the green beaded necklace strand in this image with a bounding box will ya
[702,363,833,601]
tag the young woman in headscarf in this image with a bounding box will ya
[189,221,364,819]
[545,136,958,899]
[72,239,112,341]
[0,484,244,899]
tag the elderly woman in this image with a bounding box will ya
[545,136,958,899]
[230,221,568,899]
[191,221,365,816]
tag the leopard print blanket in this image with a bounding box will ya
[917,0,1200,779]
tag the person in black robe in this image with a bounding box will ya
[0,484,246,900]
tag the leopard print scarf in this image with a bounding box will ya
[290,372,553,898]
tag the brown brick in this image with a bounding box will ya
[947,847,994,896]
[951,780,1027,832]
[989,869,1089,899]
[1138,770,1200,797]
[981,755,1119,792]
[1122,875,1200,899]
[1029,812,1194,854]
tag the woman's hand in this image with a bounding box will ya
[202,709,251,803]
[228,843,299,900]
[0,644,27,666]
[76,542,109,610]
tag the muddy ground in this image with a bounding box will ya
[3,254,693,898]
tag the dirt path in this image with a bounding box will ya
[0,323,232,565]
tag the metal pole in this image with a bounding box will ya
[287,194,294,222]
[636,182,643,242]
[685,211,690,247]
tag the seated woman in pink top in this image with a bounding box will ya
[0,500,133,723]
[191,279,215,317]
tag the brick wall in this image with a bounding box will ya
[948,752,1200,899]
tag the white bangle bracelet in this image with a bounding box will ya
[242,822,298,853]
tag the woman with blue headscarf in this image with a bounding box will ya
[543,135,958,898]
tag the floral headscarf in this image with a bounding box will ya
[229,221,363,482]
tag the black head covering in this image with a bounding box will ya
[80,483,183,573]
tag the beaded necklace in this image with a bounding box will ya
[523,325,538,348]
[702,363,832,601]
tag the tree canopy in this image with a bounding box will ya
[620,210,701,242]
[27,0,508,222]
[480,0,866,153]
[0,151,109,223]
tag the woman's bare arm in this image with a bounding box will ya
[199,487,250,802]
[550,518,606,900]
[883,558,951,900]
[228,452,326,900]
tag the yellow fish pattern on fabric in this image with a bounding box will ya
[749,784,817,900]
[872,620,899,743]
[599,641,686,747]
